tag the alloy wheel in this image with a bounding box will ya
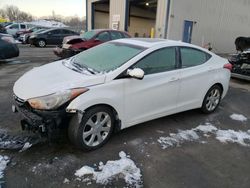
[205,88,221,112]
[82,112,111,147]
[38,40,45,47]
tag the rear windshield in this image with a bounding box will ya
[73,42,145,72]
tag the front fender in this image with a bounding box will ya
[66,80,125,125]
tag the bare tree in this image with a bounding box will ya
[5,5,19,21]
[3,5,33,22]
[18,11,33,22]
[0,9,6,18]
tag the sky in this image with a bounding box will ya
[0,0,86,18]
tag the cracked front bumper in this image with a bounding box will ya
[13,95,69,134]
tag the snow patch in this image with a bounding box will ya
[19,142,32,152]
[230,114,247,122]
[158,123,250,149]
[75,151,142,187]
[216,129,250,146]
[158,129,200,149]
[63,178,70,184]
[0,155,9,179]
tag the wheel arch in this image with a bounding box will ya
[69,103,122,132]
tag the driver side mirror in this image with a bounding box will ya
[127,68,144,80]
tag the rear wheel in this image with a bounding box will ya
[201,85,222,113]
[68,106,115,151]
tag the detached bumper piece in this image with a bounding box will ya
[53,47,81,59]
[13,95,69,136]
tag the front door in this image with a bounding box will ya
[182,20,193,43]
[47,29,62,45]
[123,47,180,127]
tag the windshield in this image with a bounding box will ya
[80,31,97,40]
[72,42,145,73]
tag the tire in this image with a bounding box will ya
[68,106,115,151]
[37,39,46,47]
[201,85,222,113]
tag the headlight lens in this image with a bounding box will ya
[28,88,88,110]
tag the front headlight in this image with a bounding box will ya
[28,88,88,110]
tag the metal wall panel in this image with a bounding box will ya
[87,0,101,30]
[155,0,168,38]
[168,0,250,53]
[109,0,126,30]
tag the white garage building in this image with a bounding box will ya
[86,0,250,53]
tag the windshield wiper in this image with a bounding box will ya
[72,62,96,74]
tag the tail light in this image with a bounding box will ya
[223,63,232,71]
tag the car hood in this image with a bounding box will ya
[63,35,83,44]
[13,60,106,100]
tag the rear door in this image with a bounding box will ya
[123,47,181,126]
[177,47,213,110]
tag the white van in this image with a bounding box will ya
[6,23,33,37]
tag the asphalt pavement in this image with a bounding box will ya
[0,45,250,188]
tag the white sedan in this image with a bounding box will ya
[13,38,231,150]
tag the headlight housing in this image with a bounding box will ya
[28,88,88,110]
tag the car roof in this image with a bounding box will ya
[45,28,73,32]
[114,38,210,51]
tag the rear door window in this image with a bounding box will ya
[96,32,110,42]
[180,47,211,68]
[110,31,123,40]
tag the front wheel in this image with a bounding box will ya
[68,106,115,151]
[201,85,222,113]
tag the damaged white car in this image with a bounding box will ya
[13,38,231,150]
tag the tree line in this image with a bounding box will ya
[0,5,85,30]
[0,5,33,22]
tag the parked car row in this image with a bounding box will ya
[54,29,131,58]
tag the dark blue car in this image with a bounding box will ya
[0,33,19,59]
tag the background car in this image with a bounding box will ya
[229,51,250,80]
[53,29,131,58]
[5,23,33,37]
[20,28,47,44]
[16,26,47,40]
[29,28,79,47]
[0,33,19,59]
[18,28,48,44]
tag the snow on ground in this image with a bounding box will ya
[158,123,250,149]
[0,155,9,179]
[216,130,250,146]
[19,142,32,152]
[230,114,247,122]
[75,151,142,187]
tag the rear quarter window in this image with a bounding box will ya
[180,47,211,68]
